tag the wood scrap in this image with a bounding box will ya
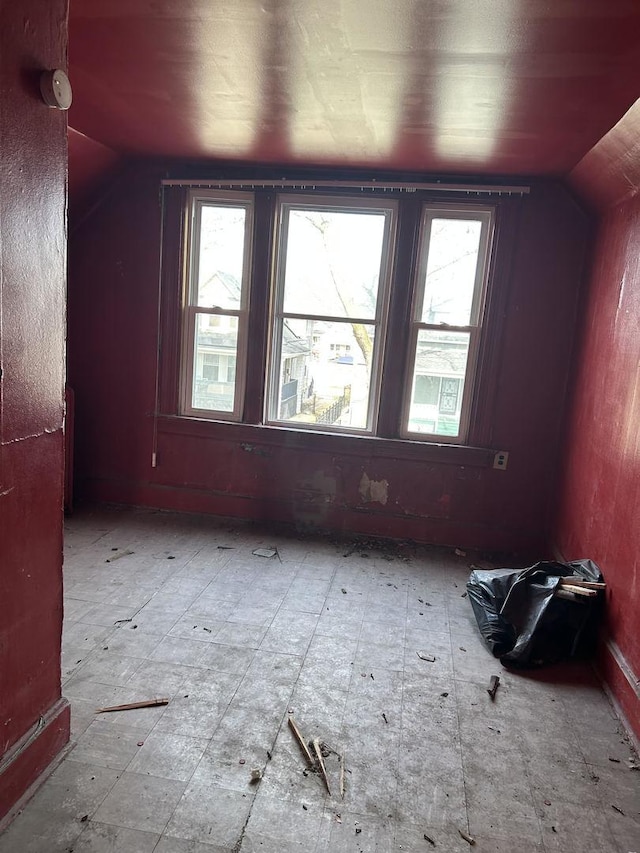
[558,584,597,597]
[423,833,436,846]
[417,651,436,662]
[96,698,169,713]
[487,675,500,700]
[312,738,332,796]
[288,716,314,766]
[558,578,605,590]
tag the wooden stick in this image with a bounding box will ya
[287,717,314,766]
[96,698,169,713]
[559,584,597,597]
[558,578,605,590]
[458,828,476,845]
[312,738,332,797]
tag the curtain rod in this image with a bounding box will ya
[160,178,530,196]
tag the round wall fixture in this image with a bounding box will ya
[40,69,73,110]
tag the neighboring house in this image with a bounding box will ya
[193,270,312,413]
[410,334,468,435]
[192,271,243,410]
[279,321,313,418]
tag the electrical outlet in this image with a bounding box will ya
[493,450,509,470]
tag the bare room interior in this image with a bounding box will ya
[1,1,639,851]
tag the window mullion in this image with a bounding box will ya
[376,194,422,438]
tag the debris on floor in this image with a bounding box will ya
[312,738,332,795]
[288,716,314,766]
[250,768,263,782]
[454,548,467,557]
[417,651,436,662]
[288,715,345,799]
[252,547,277,558]
[423,832,436,846]
[105,548,134,562]
[487,675,500,700]
[95,697,169,713]
[467,559,605,666]
[458,828,476,845]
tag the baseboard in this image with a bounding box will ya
[550,542,640,744]
[596,636,640,746]
[0,698,70,826]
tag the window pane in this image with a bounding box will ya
[273,318,375,430]
[192,313,238,412]
[421,218,483,325]
[196,205,247,309]
[282,209,387,319]
[407,329,470,436]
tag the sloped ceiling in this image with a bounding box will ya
[67,0,640,201]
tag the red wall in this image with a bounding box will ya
[68,127,121,220]
[0,0,70,820]
[555,201,640,738]
[555,102,640,740]
[69,169,590,554]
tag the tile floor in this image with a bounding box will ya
[1,506,638,852]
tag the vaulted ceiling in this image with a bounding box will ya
[67,0,640,202]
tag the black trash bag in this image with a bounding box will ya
[467,560,603,667]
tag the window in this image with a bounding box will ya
[267,198,396,432]
[403,210,493,440]
[176,186,495,446]
[181,191,253,418]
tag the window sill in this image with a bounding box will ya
[157,415,495,467]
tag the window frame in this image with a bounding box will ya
[265,194,398,435]
[180,189,254,421]
[167,185,504,451]
[400,204,495,444]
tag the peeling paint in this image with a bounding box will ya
[359,472,389,506]
[0,427,58,446]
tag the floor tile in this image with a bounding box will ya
[154,837,230,853]
[93,772,187,834]
[127,730,209,782]
[164,781,254,847]
[69,721,149,771]
[72,822,159,852]
[0,808,83,853]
